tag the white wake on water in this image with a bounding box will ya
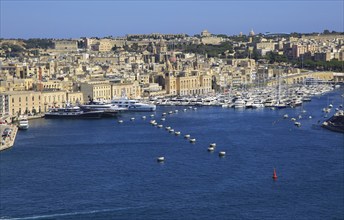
[0,206,146,220]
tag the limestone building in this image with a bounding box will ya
[42,91,67,112]
[165,70,212,96]
[66,92,84,105]
[111,81,141,99]
[53,40,78,51]
[80,82,112,102]
[2,91,43,116]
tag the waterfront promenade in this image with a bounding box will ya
[0,114,43,151]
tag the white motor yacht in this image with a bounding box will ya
[18,116,29,130]
[111,97,156,111]
[251,100,265,108]
[264,99,276,107]
[234,98,246,108]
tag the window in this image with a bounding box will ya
[19,97,21,102]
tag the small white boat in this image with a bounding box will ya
[209,143,216,148]
[174,131,181,135]
[184,134,190,139]
[118,120,124,123]
[18,116,29,130]
[189,138,196,143]
[234,98,246,109]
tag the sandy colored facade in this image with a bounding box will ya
[42,91,67,112]
[3,91,43,116]
[66,92,84,105]
[267,71,336,86]
[111,81,141,99]
[53,40,78,51]
[80,82,112,102]
[165,71,212,96]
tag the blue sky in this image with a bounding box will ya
[1,0,343,39]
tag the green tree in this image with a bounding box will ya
[131,43,139,52]
[323,29,331,34]
[23,39,53,49]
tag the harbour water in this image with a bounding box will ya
[1,89,343,219]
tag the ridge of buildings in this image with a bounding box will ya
[1,30,343,118]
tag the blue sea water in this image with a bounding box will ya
[1,89,343,220]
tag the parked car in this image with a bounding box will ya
[2,128,12,137]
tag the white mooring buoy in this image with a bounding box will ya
[157,157,165,162]
[208,147,215,152]
[189,138,196,143]
[219,151,226,157]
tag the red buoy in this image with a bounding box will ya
[272,168,278,180]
